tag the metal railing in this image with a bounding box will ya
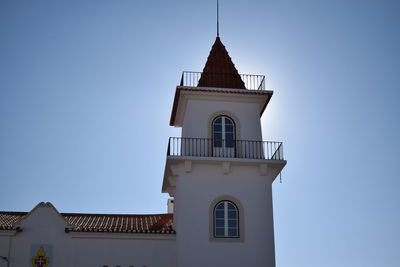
[167,137,283,160]
[180,71,266,90]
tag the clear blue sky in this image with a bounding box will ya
[1,1,399,267]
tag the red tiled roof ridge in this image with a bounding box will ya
[0,211,175,234]
[0,211,170,216]
[61,212,171,217]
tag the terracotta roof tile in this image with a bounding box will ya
[0,211,175,234]
[0,212,26,230]
[198,37,246,89]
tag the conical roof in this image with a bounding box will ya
[198,37,246,89]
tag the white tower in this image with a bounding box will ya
[162,37,286,267]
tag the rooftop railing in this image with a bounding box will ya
[180,71,266,90]
[167,137,284,160]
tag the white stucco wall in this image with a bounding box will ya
[8,205,73,267]
[0,234,11,267]
[72,234,176,267]
[181,98,263,141]
[172,161,275,267]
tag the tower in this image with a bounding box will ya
[162,37,286,267]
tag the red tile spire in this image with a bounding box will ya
[198,37,246,89]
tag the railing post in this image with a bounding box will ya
[167,138,171,156]
[180,73,184,86]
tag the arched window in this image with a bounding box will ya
[212,116,235,148]
[214,200,239,238]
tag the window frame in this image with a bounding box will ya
[212,115,236,148]
[209,196,244,242]
[214,200,239,238]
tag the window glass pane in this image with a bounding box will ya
[213,139,222,147]
[228,210,237,219]
[213,132,222,147]
[213,124,222,132]
[228,219,237,227]
[216,202,225,209]
[227,203,236,210]
[215,118,222,124]
[225,133,234,140]
[215,228,225,237]
[213,132,222,139]
[225,118,233,126]
[214,140,222,147]
[228,228,238,237]
[215,219,224,227]
[215,210,224,218]
[225,124,234,132]
[225,133,234,149]
[216,203,225,210]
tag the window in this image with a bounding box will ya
[212,116,235,148]
[214,200,239,238]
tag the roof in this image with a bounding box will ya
[197,37,246,89]
[0,211,175,234]
[0,211,25,230]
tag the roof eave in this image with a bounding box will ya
[169,86,273,127]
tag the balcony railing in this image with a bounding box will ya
[167,137,284,160]
[180,71,266,90]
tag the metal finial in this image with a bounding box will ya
[217,0,220,37]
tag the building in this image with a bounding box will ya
[0,36,286,267]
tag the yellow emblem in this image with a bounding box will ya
[31,247,49,267]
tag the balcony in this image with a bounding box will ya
[180,71,266,91]
[167,137,284,160]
